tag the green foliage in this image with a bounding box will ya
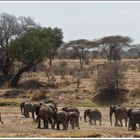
[8,27,63,65]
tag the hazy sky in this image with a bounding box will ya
[0,2,140,44]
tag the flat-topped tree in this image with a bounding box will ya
[66,39,97,69]
[97,35,133,63]
[8,27,63,87]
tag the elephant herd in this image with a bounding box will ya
[20,101,140,131]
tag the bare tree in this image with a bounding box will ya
[66,39,97,70]
[95,62,126,97]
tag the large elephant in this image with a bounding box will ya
[55,110,69,130]
[110,105,128,127]
[68,111,80,129]
[0,113,3,124]
[127,108,140,131]
[35,103,54,129]
[62,106,80,116]
[84,109,102,126]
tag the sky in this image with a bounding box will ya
[0,2,140,44]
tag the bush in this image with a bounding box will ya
[31,89,47,101]
[130,88,140,98]
[95,62,127,101]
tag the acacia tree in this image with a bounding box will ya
[8,27,63,87]
[0,13,38,78]
[97,36,132,63]
[66,39,97,69]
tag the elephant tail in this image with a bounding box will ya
[0,113,4,124]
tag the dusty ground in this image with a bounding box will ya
[0,106,139,138]
[0,59,140,138]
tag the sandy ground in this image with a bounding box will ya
[0,106,139,138]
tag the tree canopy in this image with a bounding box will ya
[97,35,133,63]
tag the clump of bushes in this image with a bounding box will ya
[31,89,47,101]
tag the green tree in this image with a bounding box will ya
[8,27,63,87]
[45,27,63,73]
[0,13,38,77]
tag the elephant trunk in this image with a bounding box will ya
[110,107,113,126]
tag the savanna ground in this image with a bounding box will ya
[0,59,140,138]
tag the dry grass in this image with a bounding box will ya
[0,59,140,137]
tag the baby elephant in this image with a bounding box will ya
[84,109,102,126]
[68,112,80,129]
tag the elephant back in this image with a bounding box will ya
[56,110,68,122]
[38,104,53,119]
[69,112,79,120]
[62,106,80,116]
[24,102,33,112]
[89,109,102,120]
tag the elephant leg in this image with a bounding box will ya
[37,117,41,128]
[63,123,67,130]
[115,117,119,127]
[125,118,127,127]
[32,111,35,122]
[128,118,132,130]
[57,123,60,130]
[132,123,137,130]
[119,119,123,127]
[71,122,74,129]
[43,120,46,128]
[89,118,93,125]
[49,119,54,129]
[100,119,101,126]
[76,119,80,129]
[94,120,96,126]
[28,112,30,118]
[24,111,27,117]
[46,121,48,129]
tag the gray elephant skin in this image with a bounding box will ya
[35,103,54,129]
[128,108,140,131]
[68,111,80,129]
[55,110,69,130]
[84,109,102,126]
[62,106,80,116]
[110,105,128,127]
[20,101,38,122]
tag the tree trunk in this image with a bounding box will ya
[49,58,52,73]
[2,53,12,76]
[10,63,33,87]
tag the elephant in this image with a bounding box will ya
[127,108,140,131]
[110,105,128,127]
[20,101,27,115]
[62,106,80,116]
[35,103,54,129]
[20,101,38,122]
[68,111,80,129]
[0,113,3,124]
[84,109,102,126]
[55,110,69,130]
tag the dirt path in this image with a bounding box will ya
[0,106,139,138]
